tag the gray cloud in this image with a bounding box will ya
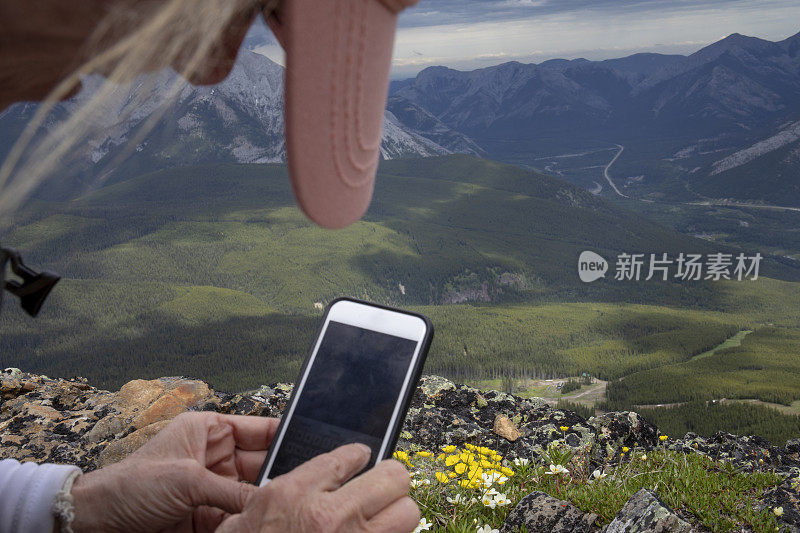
[392,0,800,77]
[243,1,800,79]
[398,0,759,28]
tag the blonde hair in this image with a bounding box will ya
[0,0,271,223]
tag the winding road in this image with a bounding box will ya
[603,144,628,198]
[688,200,800,213]
[601,145,799,212]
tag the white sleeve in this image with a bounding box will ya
[0,459,82,533]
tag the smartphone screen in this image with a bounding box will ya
[262,318,421,480]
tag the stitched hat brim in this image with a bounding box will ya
[272,0,410,229]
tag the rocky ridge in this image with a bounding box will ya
[1,369,798,531]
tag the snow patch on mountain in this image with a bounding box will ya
[711,120,800,175]
[380,112,451,159]
[0,49,460,175]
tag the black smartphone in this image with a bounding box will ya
[257,297,433,485]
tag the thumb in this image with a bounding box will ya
[282,443,372,491]
[188,469,256,514]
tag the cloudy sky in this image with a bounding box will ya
[250,0,800,79]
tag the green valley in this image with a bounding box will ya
[1,155,799,443]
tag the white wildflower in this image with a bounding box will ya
[410,478,430,489]
[544,464,569,476]
[413,518,433,532]
[493,493,511,507]
[446,494,468,505]
[512,457,530,467]
[481,495,497,509]
[589,469,607,483]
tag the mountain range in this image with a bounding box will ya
[0,50,476,199]
[389,31,800,205]
[1,30,798,205]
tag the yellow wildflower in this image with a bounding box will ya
[435,471,449,484]
[416,451,432,458]
[393,450,413,467]
[444,455,460,467]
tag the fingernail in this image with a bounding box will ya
[353,443,371,457]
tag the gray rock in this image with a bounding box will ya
[418,375,456,397]
[84,414,125,444]
[604,489,693,533]
[2,368,22,379]
[501,491,598,533]
[588,411,659,460]
[787,439,800,455]
[760,476,800,531]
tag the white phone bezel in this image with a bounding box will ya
[259,299,428,485]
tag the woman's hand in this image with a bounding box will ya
[216,443,421,533]
[69,411,420,533]
[70,411,278,532]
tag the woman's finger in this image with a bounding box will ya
[278,443,371,492]
[365,496,421,533]
[186,467,256,515]
[217,414,281,450]
[234,449,269,482]
[192,505,230,533]
[334,459,411,520]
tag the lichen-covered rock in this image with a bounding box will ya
[604,489,693,533]
[500,491,598,533]
[130,379,213,428]
[2,368,22,380]
[670,431,800,475]
[787,438,800,456]
[400,378,598,464]
[115,379,167,413]
[97,420,171,467]
[1,370,799,485]
[0,372,219,469]
[418,375,457,397]
[588,411,659,461]
[760,476,800,532]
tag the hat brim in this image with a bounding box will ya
[271,0,401,229]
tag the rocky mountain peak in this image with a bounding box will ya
[2,368,798,473]
[780,30,800,56]
[2,368,798,531]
